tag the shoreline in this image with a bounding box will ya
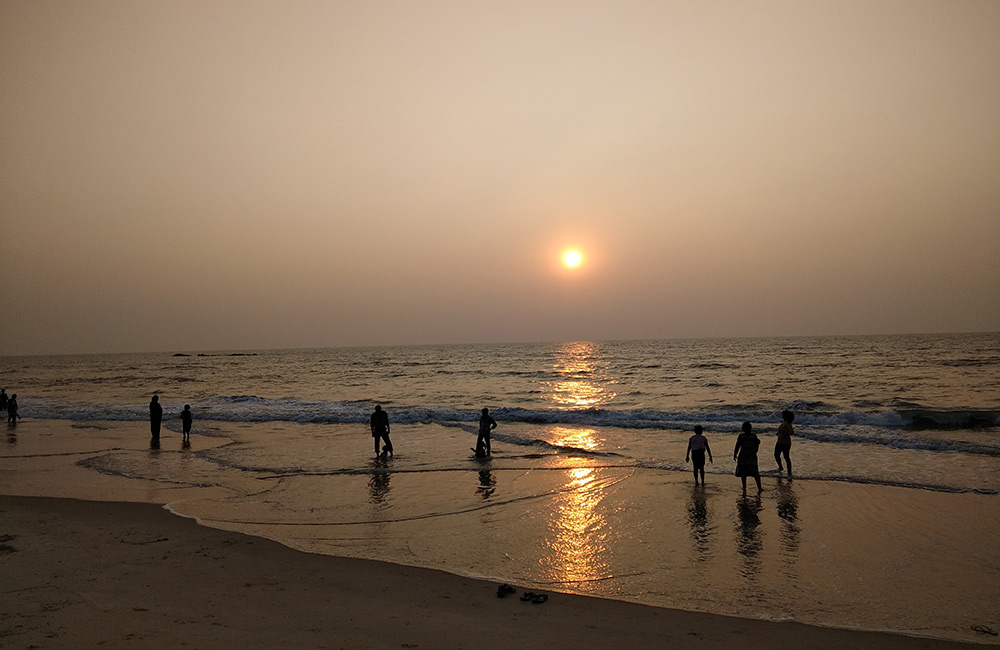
[0,494,991,649]
[3,417,1000,646]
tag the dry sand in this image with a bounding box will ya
[0,495,985,650]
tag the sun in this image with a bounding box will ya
[563,250,583,268]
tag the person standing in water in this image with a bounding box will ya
[733,421,762,495]
[685,425,713,485]
[181,404,193,443]
[476,407,497,457]
[370,405,392,457]
[6,393,19,425]
[774,410,794,477]
[149,395,162,441]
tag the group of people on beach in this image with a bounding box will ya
[149,394,791,493]
[369,405,497,459]
[148,395,193,447]
[685,410,795,494]
[146,396,498,459]
[369,400,792,495]
[1,388,19,425]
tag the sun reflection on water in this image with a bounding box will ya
[537,424,614,585]
[549,425,602,451]
[548,466,611,584]
[537,343,624,584]
[546,341,618,409]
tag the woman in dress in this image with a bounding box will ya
[733,421,762,495]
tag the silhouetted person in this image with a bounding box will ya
[0,388,7,413]
[370,405,392,457]
[733,421,762,495]
[476,407,497,457]
[685,425,713,485]
[774,410,794,477]
[181,404,193,442]
[149,395,162,441]
[6,394,19,425]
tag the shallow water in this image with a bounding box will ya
[2,334,999,643]
[3,419,999,644]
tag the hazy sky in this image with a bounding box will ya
[2,1,998,355]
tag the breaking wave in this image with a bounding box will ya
[21,395,999,431]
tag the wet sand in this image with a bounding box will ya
[0,494,990,650]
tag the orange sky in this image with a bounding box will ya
[1,1,998,355]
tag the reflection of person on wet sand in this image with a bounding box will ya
[775,481,800,570]
[685,425,713,485]
[476,407,496,457]
[149,395,162,440]
[735,495,764,566]
[368,465,391,505]
[733,421,762,495]
[686,486,710,559]
[477,469,496,498]
[370,405,392,457]
[774,410,794,477]
[776,481,798,522]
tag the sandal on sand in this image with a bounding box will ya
[520,591,536,601]
[496,584,516,598]
[531,594,548,604]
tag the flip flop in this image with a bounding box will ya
[496,584,516,598]
[520,591,536,601]
[531,594,548,604]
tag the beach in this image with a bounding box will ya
[3,0,998,643]
[1,493,988,650]
[2,417,999,648]
[2,336,998,646]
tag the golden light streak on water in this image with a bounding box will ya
[547,341,617,409]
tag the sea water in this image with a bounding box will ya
[2,333,999,642]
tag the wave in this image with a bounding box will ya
[894,408,1000,429]
[19,396,1000,432]
[485,406,997,433]
[490,433,628,459]
[937,357,1000,368]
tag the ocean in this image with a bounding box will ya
[2,333,999,643]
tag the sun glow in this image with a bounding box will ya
[563,250,582,268]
